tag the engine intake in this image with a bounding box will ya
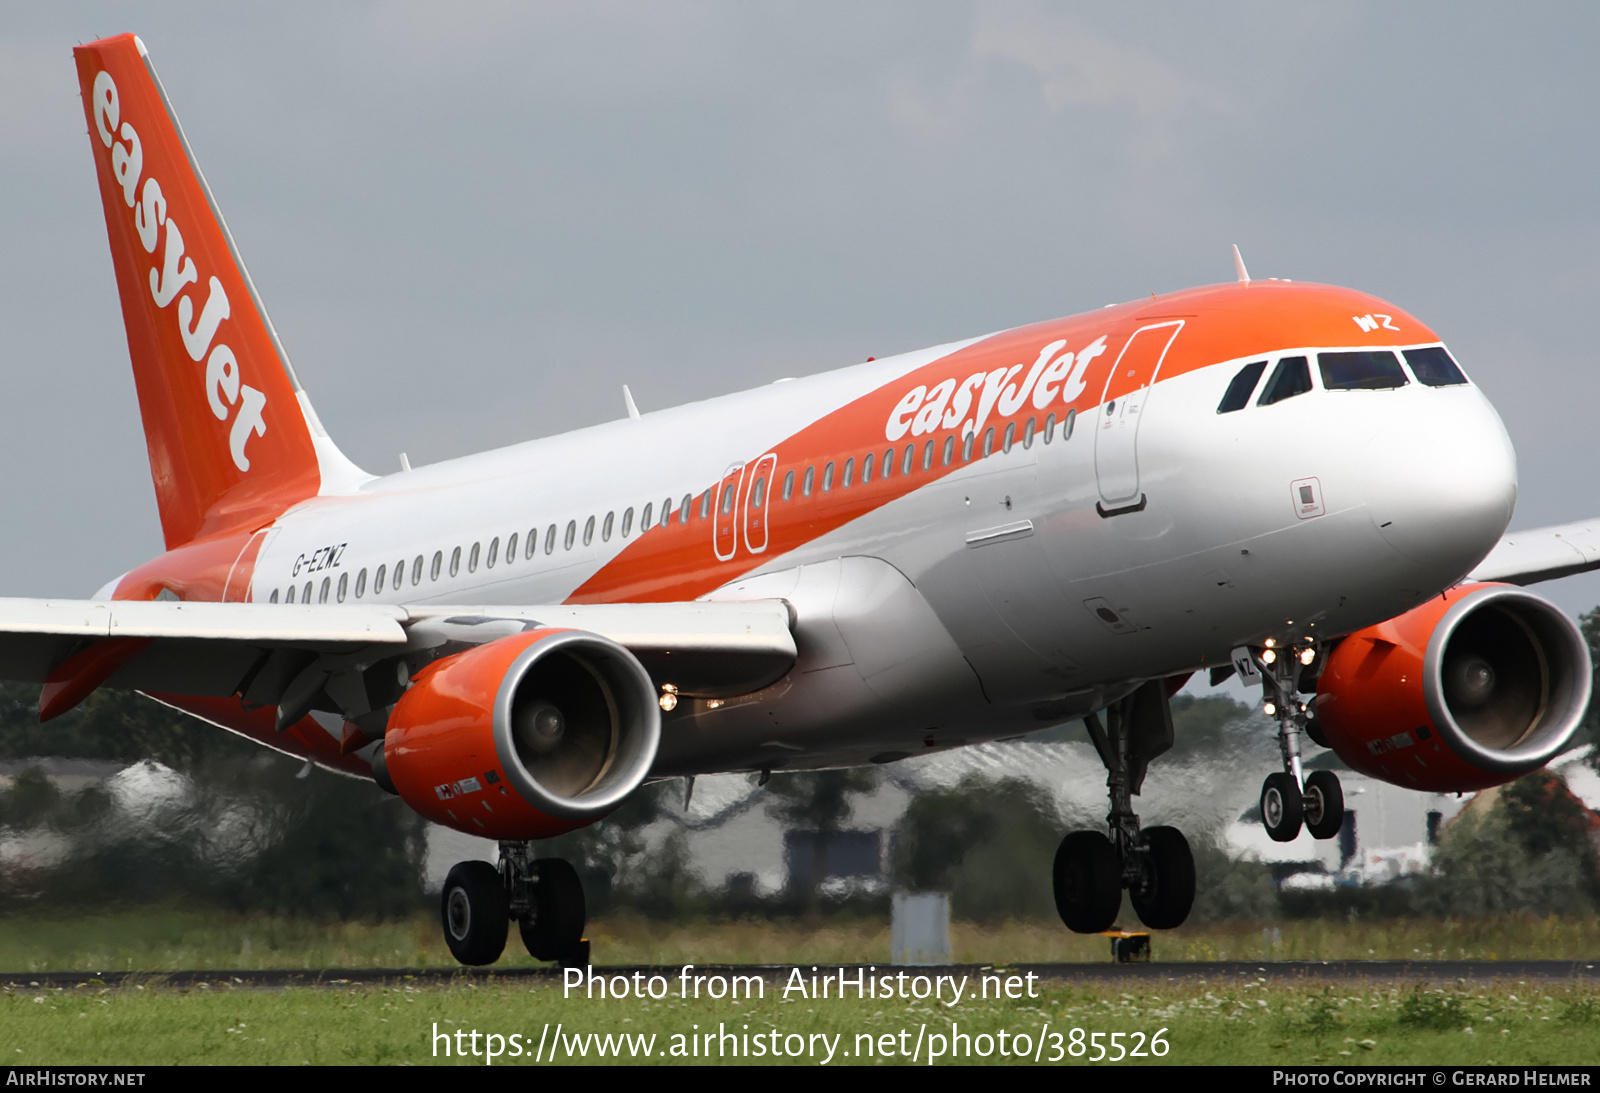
[1316,583,1590,791]
[381,628,660,839]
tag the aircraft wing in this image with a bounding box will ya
[0,597,796,720]
[1466,519,1600,586]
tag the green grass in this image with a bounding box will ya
[1,978,1598,1065]
[2,910,1599,972]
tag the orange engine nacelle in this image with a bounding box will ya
[378,628,661,839]
[1315,583,1591,792]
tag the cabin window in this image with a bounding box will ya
[431,552,443,581]
[642,502,654,530]
[304,581,313,603]
[337,572,349,602]
[721,485,737,515]
[450,546,462,577]
[802,467,815,497]
[355,568,367,598]
[922,439,934,470]
[902,444,915,475]
[1044,412,1056,443]
[1403,346,1469,387]
[621,508,634,538]
[286,585,297,604]
[413,556,424,585]
[842,457,854,488]
[662,499,673,528]
[942,435,955,466]
[374,564,386,593]
[505,533,517,562]
[751,476,766,509]
[1002,422,1015,454]
[1259,356,1314,405]
[679,494,692,524]
[882,448,894,478]
[319,577,331,604]
[583,516,595,545]
[1217,360,1268,413]
[468,542,481,572]
[982,426,995,457]
[962,432,975,461]
[781,470,794,501]
[271,588,281,604]
[487,538,499,568]
[1318,349,1409,391]
[822,461,835,491]
[602,512,614,541]
[545,524,557,554]
[1063,407,1076,440]
[698,491,712,520]
[1023,417,1036,449]
[565,521,577,550]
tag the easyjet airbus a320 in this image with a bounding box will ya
[10,34,1598,965]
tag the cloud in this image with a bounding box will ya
[971,3,1232,122]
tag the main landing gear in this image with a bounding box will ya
[1254,641,1344,843]
[440,844,589,967]
[1054,679,1196,935]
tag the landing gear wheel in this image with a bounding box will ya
[1302,770,1344,840]
[519,858,587,962]
[1130,826,1195,930]
[1053,830,1122,933]
[441,860,508,966]
[1260,772,1304,843]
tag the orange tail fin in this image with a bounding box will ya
[73,34,364,549]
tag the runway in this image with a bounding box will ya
[2,960,1597,990]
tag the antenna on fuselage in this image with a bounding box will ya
[623,384,641,420]
[1232,244,1251,284]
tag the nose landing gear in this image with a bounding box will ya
[1053,679,1196,935]
[1251,642,1345,843]
[439,845,589,967]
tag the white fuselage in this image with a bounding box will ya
[247,291,1517,777]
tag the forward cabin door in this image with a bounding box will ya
[1093,321,1184,510]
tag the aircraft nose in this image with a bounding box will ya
[1362,400,1517,577]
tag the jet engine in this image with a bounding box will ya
[1314,583,1591,792]
[378,628,661,839]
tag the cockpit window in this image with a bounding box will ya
[1319,350,1408,391]
[1258,356,1312,406]
[1403,346,1468,387]
[1217,360,1268,413]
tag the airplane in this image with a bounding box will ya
[4,32,1593,966]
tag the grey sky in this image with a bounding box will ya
[4,2,1600,618]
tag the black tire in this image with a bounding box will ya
[1130,826,1195,930]
[441,860,508,966]
[1053,830,1122,933]
[519,858,587,961]
[1261,772,1304,842]
[1303,770,1345,840]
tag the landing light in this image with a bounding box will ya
[1263,702,1277,717]
[1299,648,1316,666]
[659,684,679,712]
[1261,649,1277,665]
